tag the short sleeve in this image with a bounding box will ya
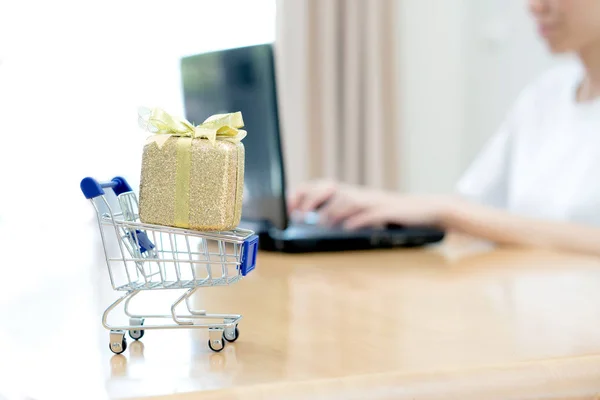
[455,121,512,208]
[456,60,583,209]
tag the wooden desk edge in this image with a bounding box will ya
[125,354,600,400]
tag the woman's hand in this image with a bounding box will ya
[341,194,453,230]
[287,180,452,229]
[289,180,600,258]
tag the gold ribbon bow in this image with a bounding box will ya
[138,107,247,148]
[138,107,246,228]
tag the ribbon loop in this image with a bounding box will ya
[138,107,246,147]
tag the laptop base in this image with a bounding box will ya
[240,220,445,253]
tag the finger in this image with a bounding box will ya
[343,209,390,230]
[287,181,317,211]
[320,197,363,226]
[286,189,305,212]
[298,184,337,212]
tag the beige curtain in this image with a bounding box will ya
[275,0,400,191]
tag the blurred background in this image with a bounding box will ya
[0,0,560,214]
[0,0,562,398]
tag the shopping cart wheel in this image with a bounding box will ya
[208,338,225,352]
[208,329,225,352]
[129,329,144,340]
[109,330,127,355]
[224,326,239,343]
[129,318,145,340]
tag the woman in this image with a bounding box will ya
[288,0,600,256]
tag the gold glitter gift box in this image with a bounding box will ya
[137,107,246,231]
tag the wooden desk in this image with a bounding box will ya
[109,237,600,400]
[3,226,600,399]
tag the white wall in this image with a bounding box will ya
[397,0,468,193]
[0,0,275,225]
[397,0,555,193]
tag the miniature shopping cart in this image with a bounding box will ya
[81,176,258,354]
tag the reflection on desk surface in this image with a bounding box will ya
[4,225,600,399]
[98,239,600,399]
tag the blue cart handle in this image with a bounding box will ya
[80,176,133,199]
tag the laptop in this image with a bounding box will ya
[180,43,445,252]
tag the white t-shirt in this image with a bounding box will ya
[456,59,600,226]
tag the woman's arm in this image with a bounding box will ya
[289,182,600,257]
[442,197,600,256]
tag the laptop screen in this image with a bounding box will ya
[181,43,288,230]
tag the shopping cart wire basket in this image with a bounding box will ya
[81,176,258,354]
